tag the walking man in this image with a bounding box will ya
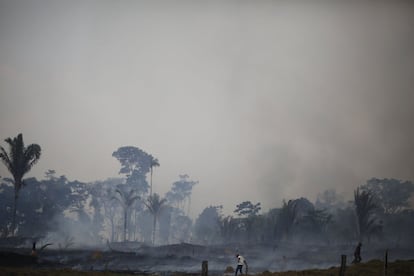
[352,242,362,264]
[235,254,248,276]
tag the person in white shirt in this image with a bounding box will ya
[235,254,248,276]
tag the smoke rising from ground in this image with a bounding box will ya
[0,1,413,217]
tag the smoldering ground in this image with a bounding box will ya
[1,1,414,274]
[2,240,414,274]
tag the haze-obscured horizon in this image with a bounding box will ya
[1,1,414,217]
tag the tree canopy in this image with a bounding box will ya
[0,133,41,236]
[361,178,414,214]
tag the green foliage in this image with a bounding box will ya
[0,133,41,236]
[354,188,382,241]
[0,176,89,238]
[112,185,140,241]
[233,201,264,242]
[113,186,140,210]
[304,209,332,229]
[145,193,167,216]
[145,193,167,245]
[166,174,197,214]
[112,146,151,176]
[275,199,298,241]
[361,178,414,214]
[112,146,155,195]
[234,201,261,217]
[194,205,222,244]
[149,157,160,196]
[0,134,41,191]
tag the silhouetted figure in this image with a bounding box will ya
[31,242,37,257]
[352,242,362,263]
[235,254,248,276]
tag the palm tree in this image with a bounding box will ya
[145,193,167,245]
[149,157,159,196]
[112,187,140,241]
[0,133,41,236]
[276,200,298,241]
[354,188,381,242]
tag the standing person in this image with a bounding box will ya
[352,242,362,263]
[31,242,37,257]
[235,254,248,276]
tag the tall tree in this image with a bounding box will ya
[0,133,41,236]
[275,199,298,241]
[112,186,140,241]
[234,201,262,242]
[354,188,381,242]
[361,178,414,214]
[112,146,152,195]
[234,201,261,217]
[149,157,159,196]
[145,193,167,245]
[0,178,15,237]
[302,209,332,240]
[194,205,223,244]
[219,216,240,243]
[166,174,198,215]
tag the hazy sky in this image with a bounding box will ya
[1,1,413,217]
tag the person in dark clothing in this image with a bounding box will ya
[31,242,37,257]
[353,242,362,263]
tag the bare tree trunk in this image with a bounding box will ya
[11,190,18,236]
[152,215,156,245]
[187,197,191,217]
[123,209,127,242]
[150,168,153,197]
[110,217,115,242]
[134,210,138,241]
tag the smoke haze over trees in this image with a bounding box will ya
[0,3,414,271]
[1,1,414,218]
[0,137,414,274]
[1,139,413,251]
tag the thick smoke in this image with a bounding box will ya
[0,0,413,223]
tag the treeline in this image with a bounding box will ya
[1,134,414,249]
[0,133,198,246]
[193,178,414,247]
[0,172,197,246]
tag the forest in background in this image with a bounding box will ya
[1,134,414,251]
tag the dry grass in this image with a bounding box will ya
[0,267,139,276]
[257,259,414,276]
[0,259,413,276]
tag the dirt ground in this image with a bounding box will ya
[1,242,414,275]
